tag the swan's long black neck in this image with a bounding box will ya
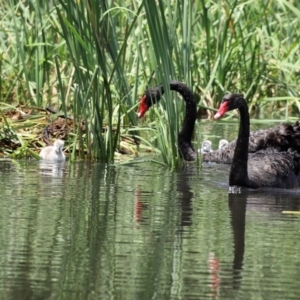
[146,81,197,161]
[165,81,197,160]
[229,100,251,186]
[167,81,197,143]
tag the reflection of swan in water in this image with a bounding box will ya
[176,165,195,228]
[134,165,195,228]
[39,161,65,177]
[39,140,65,162]
[225,190,300,294]
[230,188,300,211]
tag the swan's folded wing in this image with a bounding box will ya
[248,151,300,188]
[203,121,300,164]
[202,146,234,164]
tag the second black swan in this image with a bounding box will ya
[138,80,197,161]
[204,120,300,163]
[138,81,300,163]
[214,94,300,189]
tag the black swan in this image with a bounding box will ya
[214,93,300,189]
[138,80,197,161]
[138,81,300,163]
[204,120,300,163]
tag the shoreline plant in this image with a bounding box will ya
[0,0,300,165]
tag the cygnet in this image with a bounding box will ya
[200,140,213,153]
[39,139,65,162]
[218,139,229,149]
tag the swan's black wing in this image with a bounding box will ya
[247,150,300,189]
[202,137,256,163]
[203,122,300,164]
[203,145,234,164]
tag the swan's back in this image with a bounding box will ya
[247,150,300,188]
[203,121,300,164]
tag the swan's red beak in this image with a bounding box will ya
[138,95,148,118]
[214,101,229,120]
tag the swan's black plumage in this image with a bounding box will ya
[138,80,197,161]
[215,93,300,189]
[204,121,300,164]
[138,81,300,164]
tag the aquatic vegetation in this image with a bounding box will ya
[1,0,300,163]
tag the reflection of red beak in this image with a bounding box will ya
[138,95,148,118]
[135,188,142,225]
[214,101,229,120]
[208,252,220,295]
[135,200,142,223]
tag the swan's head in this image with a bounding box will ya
[201,140,212,153]
[218,139,229,149]
[54,139,65,153]
[214,94,244,119]
[138,86,163,118]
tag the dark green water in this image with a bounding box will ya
[1,156,300,300]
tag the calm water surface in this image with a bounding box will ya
[1,125,300,300]
[1,160,300,300]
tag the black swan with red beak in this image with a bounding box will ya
[204,120,300,164]
[138,81,300,164]
[138,80,197,161]
[215,94,300,189]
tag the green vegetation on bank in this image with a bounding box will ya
[0,0,300,165]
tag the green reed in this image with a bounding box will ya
[53,0,141,161]
[1,0,300,163]
[138,0,300,165]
